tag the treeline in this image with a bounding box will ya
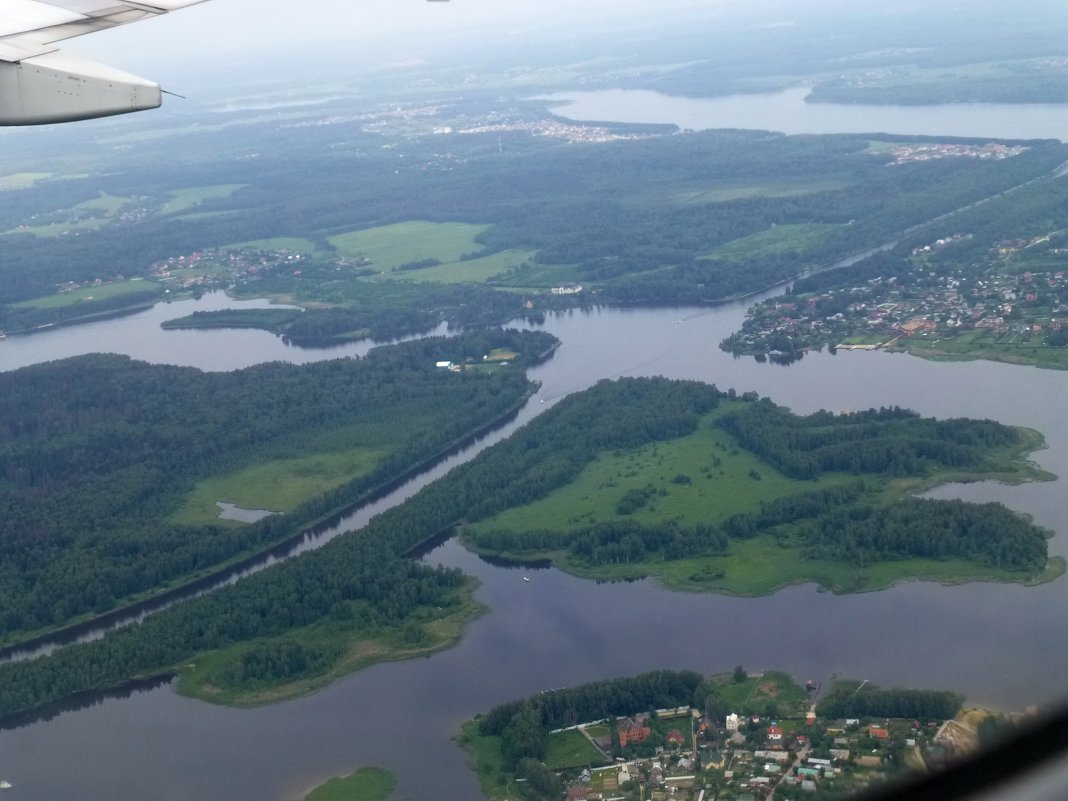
[468,519,730,566]
[478,670,704,767]
[6,121,1065,322]
[0,378,1046,718]
[0,378,714,717]
[801,497,1048,571]
[716,401,1019,480]
[0,329,552,641]
[819,685,964,720]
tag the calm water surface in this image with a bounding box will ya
[0,294,1067,801]
[543,87,1068,141]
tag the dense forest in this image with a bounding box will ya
[3,99,1065,335]
[819,684,964,720]
[0,329,553,642]
[0,378,1048,719]
[715,401,1019,480]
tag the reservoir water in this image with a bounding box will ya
[542,86,1068,141]
[1,289,1067,801]
[2,87,1067,801]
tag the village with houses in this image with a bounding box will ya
[722,228,1068,366]
[540,672,994,801]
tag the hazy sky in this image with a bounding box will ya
[70,0,700,67]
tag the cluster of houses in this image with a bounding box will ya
[150,247,309,291]
[724,231,1068,357]
[558,704,966,801]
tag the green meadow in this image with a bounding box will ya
[302,767,396,801]
[0,172,54,190]
[329,221,490,270]
[13,279,159,309]
[468,404,840,535]
[708,223,844,260]
[161,184,246,215]
[171,448,383,526]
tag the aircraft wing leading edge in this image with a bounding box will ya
[0,0,209,125]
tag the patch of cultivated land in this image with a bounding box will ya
[0,172,53,190]
[329,221,491,271]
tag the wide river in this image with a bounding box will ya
[2,93,1068,801]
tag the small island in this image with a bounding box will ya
[460,668,1025,801]
[460,378,1060,595]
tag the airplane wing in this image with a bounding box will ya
[0,0,210,125]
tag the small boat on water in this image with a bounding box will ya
[0,779,13,790]
[522,576,531,582]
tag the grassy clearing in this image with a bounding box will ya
[161,184,245,215]
[229,236,324,254]
[376,249,537,285]
[468,403,842,534]
[708,223,843,260]
[718,670,809,713]
[902,333,1068,370]
[177,586,484,707]
[302,767,396,801]
[673,179,850,204]
[492,261,580,289]
[330,221,490,270]
[545,729,605,770]
[6,192,134,236]
[12,279,159,309]
[170,448,382,526]
[0,172,53,190]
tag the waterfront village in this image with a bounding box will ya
[547,685,983,801]
[723,230,1068,361]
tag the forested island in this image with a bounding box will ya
[460,667,1013,801]
[0,329,554,647]
[0,376,1054,723]
[460,378,1058,594]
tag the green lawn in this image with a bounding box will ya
[329,221,490,271]
[12,279,159,309]
[161,184,245,215]
[718,670,809,714]
[545,729,606,770]
[303,767,396,801]
[708,223,843,260]
[170,448,382,526]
